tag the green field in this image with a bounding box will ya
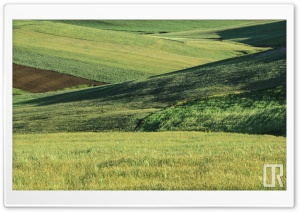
[55,20,274,33]
[13,20,287,190]
[13,20,275,83]
[13,132,285,190]
[13,48,286,134]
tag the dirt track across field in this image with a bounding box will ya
[13,64,108,93]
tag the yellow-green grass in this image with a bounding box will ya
[13,132,286,190]
[13,20,267,83]
[56,20,274,33]
[13,88,30,95]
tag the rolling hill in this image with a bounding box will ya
[160,21,286,47]
[13,20,286,135]
[13,20,271,85]
[13,47,286,135]
[12,20,287,191]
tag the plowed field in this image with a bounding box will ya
[13,64,107,93]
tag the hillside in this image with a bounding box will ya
[55,20,275,34]
[12,20,287,191]
[13,20,269,84]
[13,48,286,134]
[159,21,286,47]
[140,86,286,135]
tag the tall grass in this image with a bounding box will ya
[13,132,286,190]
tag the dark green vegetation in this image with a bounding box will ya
[141,86,286,135]
[162,20,286,47]
[13,20,287,190]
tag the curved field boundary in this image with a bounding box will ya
[13,64,108,93]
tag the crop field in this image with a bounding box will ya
[13,20,287,190]
[13,20,270,84]
[13,132,286,190]
[13,64,107,93]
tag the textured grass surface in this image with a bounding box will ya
[13,49,286,134]
[140,87,286,135]
[55,20,274,33]
[13,132,286,190]
[13,20,269,83]
[12,20,287,191]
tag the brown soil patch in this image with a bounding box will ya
[13,64,108,93]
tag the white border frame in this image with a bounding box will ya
[4,4,294,207]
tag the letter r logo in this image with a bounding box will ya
[263,164,284,187]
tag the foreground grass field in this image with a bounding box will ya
[13,132,286,190]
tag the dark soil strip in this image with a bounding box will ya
[13,64,108,93]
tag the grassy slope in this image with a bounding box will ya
[13,20,287,191]
[13,20,268,83]
[13,49,286,134]
[140,86,286,135]
[55,20,274,33]
[160,21,286,47]
[13,132,286,190]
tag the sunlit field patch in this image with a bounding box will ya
[13,132,286,190]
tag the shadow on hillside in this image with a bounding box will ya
[152,48,284,78]
[22,48,286,107]
[218,21,286,47]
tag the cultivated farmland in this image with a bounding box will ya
[13,20,271,83]
[13,20,287,190]
[13,64,107,93]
